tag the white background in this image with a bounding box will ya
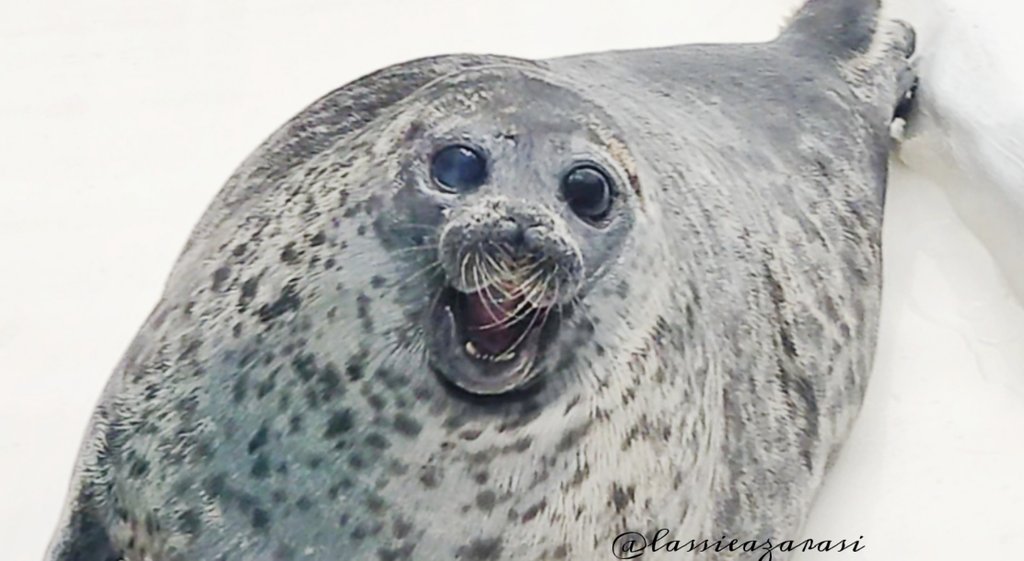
[2,0,1022,559]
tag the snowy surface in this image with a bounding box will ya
[1,1,1021,560]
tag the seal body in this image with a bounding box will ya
[46,1,915,560]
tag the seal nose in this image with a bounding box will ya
[498,214,551,251]
[439,195,584,297]
[484,200,556,255]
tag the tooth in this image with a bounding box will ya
[465,341,516,363]
[495,351,516,363]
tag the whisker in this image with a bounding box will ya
[426,285,447,318]
[508,264,547,299]
[389,243,440,256]
[484,243,514,278]
[504,281,550,351]
[459,251,472,290]
[482,272,548,330]
[397,221,445,230]
[395,261,443,289]
[481,251,511,296]
[471,253,507,325]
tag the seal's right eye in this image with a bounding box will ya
[430,145,487,193]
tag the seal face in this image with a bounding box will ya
[46,1,916,560]
[374,68,639,395]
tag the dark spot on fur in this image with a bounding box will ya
[251,508,270,530]
[475,490,496,512]
[455,537,503,561]
[790,373,820,471]
[419,465,440,488]
[378,545,415,561]
[394,413,422,437]
[365,493,386,514]
[365,433,390,449]
[178,508,202,537]
[319,362,343,400]
[509,436,532,453]
[392,516,412,540]
[309,231,326,247]
[257,280,302,323]
[293,353,317,382]
[203,473,227,498]
[346,350,369,381]
[212,266,231,292]
[357,293,373,332]
[377,368,405,391]
[251,455,271,479]
[325,409,355,439]
[239,277,259,309]
[616,279,630,299]
[611,483,635,513]
[280,242,302,264]
[348,453,366,470]
[248,425,269,454]
[256,376,277,399]
[366,393,386,411]
[129,459,150,478]
[370,275,387,289]
[521,499,547,523]
[145,512,160,534]
[404,121,424,142]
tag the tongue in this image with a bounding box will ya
[464,291,525,355]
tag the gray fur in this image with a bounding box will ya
[47,0,914,559]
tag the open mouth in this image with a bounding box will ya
[429,282,559,395]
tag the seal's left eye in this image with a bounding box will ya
[562,164,613,221]
[431,145,487,193]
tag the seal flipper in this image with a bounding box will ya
[45,489,119,561]
[780,0,881,59]
[46,401,120,561]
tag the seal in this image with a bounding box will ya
[46,1,915,559]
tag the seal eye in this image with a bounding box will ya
[561,165,612,221]
[431,145,487,193]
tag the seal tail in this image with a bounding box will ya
[779,0,881,59]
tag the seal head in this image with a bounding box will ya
[374,67,639,395]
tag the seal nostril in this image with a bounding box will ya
[523,226,545,249]
[496,216,525,245]
[510,224,526,246]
